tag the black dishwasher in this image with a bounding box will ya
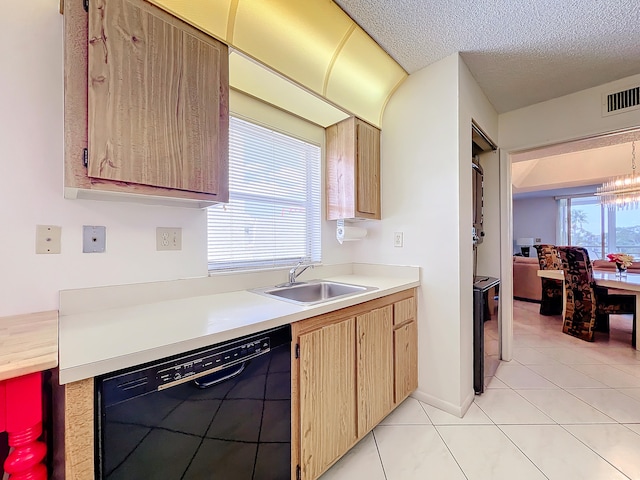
[95,325,291,480]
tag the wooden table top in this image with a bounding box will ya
[0,310,58,381]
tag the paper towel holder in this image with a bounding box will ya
[336,219,368,244]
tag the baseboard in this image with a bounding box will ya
[513,296,541,304]
[410,388,475,418]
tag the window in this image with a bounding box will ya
[558,195,640,259]
[207,116,321,271]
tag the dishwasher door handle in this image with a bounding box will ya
[193,361,247,389]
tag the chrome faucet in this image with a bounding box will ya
[289,261,314,284]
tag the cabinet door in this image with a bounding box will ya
[88,0,228,195]
[325,117,356,220]
[355,119,380,218]
[394,320,418,404]
[393,296,415,326]
[299,318,356,480]
[356,305,393,435]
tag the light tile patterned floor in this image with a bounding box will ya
[320,300,640,480]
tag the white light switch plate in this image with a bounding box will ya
[36,225,61,254]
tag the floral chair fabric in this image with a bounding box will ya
[534,244,563,316]
[558,246,636,343]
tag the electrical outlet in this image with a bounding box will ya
[535,237,542,243]
[83,226,106,253]
[36,225,61,254]
[157,227,182,251]
[394,232,404,247]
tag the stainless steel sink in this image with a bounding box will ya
[252,280,377,305]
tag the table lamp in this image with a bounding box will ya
[516,238,535,257]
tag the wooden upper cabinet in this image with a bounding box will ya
[64,0,229,206]
[326,117,381,220]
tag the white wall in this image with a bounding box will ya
[512,197,558,253]
[0,2,351,317]
[457,57,500,407]
[500,74,640,151]
[476,151,501,277]
[353,53,498,414]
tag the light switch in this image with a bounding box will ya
[83,225,106,253]
[36,225,61,254]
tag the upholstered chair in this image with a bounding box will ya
[533,244,563,316]
[557,246,636,343]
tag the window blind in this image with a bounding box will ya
[207,116,322,271]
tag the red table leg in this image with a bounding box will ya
[3,372,47,480]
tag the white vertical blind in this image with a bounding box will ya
[207,116,321,271]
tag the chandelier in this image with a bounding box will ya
[596,141,640,209]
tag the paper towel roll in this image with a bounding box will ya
[337,225,368,244]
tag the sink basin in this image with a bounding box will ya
[252,280,377,305]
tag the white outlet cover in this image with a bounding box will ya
[156,227,182,251]
[394,232,404,247]
[83,225,106,253]
[36,225,61,254]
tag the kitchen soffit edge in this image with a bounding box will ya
[336,0,640,114]
[146,0,408,128]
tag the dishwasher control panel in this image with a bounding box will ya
[98,325,289,407]
[156,337,270,386]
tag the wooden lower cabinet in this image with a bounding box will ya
[394,320,418,403]
[292,288,417,480]
[298,317,357,480]
[356,306,393,435]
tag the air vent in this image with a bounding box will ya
[602,85,640,117]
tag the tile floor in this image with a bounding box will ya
[320,300,640,480]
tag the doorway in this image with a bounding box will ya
[501,127,640,359]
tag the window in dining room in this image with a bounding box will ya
[557,195,640,259]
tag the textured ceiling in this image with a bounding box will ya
[334,0,640,113]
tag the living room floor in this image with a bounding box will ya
[320,300,640,480]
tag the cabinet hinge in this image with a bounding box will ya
[82,148,88,168]
[295,343,300,359]
[296,465,301,480]
[83,0,88,12]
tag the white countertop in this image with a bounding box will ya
[58,264,420,384]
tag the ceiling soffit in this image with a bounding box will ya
[335,0,640,113]
[146,0,408,127]
[512,129,640,194]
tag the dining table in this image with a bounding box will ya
[537,269,640,349]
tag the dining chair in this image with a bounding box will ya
[557,246,636,343]
[533,244,563,316]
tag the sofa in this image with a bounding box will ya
[513,256,542,302]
